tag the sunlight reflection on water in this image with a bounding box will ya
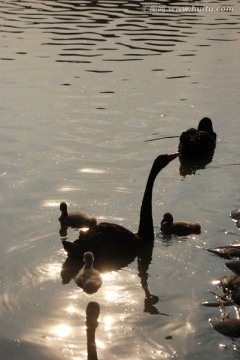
[79,168,108,174]
[0,0,239,359]
[52,324,72,338]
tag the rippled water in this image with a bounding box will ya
[1,1,240,359]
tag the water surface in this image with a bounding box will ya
[1,1,240,359]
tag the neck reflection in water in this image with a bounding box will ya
[86,302,100,360]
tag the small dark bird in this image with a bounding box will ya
[231,209,240,228]
[219,273,240,293]
[225,260,240,276]
[232,289,240,306]
[160,212,201,236]
[231,208,240,221]
[178,117,216,158]
[75,252,103,294]
[62,153,178,260]
[209,317,240,338]
[206,243,240,259]
[59,202,97,229]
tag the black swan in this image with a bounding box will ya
[75,252,103,294]
[62,153,178,260]
[59,202,97,228]
[178,117,216,158]
[160,212,201,236]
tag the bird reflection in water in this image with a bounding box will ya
[61,241,169,315]
[75,252,103,294]
[137,244,169,316]
[61,154,178,314]
[178,153,214,177]
[86,302,100,360]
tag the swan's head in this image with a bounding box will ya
[60,202,68,212]
[162,212,174,224]
[84,252,94,267]
[153,153,179,170]
[198,117,213,133]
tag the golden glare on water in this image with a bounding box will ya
[78,168,107,174]
[57,186,82,192]
[37,262,62,282]
[41,200,60,208]
[52,324,72,338]
[96,339,106,350]
[66,305,78,314]
[69,293,79,300]
[101,272,117,282]
[212,280,221,286]
[104,290,118,302]
[80,227,89,232]
[103,315,114,331]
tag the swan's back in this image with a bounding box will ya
[73,222,141,257]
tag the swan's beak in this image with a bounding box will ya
[168,152,179,161]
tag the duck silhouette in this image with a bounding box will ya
[59,202,97,237]
[75,252,103,294]
[59,202,97,229]
[178,117,216,159]
[62,153,178,261]
[160,212,201,236]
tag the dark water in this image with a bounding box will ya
[0,1,240,359]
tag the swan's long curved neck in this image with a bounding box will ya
[137,163,160,243]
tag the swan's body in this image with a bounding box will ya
[75,252,103,294]
[178,117,216,158]
[62,153,178,260]
[59,202,97,229]
[160,212,201,236]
